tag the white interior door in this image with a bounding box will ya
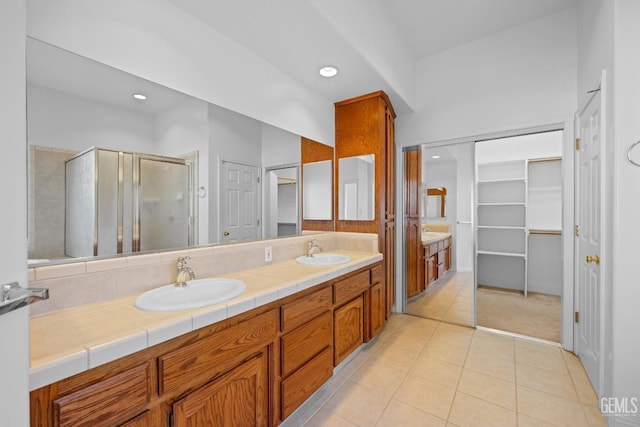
[575,89,603,393]
[220,161,260,242]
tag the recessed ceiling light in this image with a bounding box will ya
[319,66,338,78]
[133,93,147,100]
[432,155,441,159]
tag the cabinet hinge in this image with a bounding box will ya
[574,311,579,323]
[575,225,580,237]
[575,138,581,150]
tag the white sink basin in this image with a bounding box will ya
[295,253,351,266]
[135,278,246,312]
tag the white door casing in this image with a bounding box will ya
[220,160,260,242]
[575,81,605,395]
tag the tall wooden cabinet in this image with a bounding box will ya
[335,91,396,326]
[404,149,423,298]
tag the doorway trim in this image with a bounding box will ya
[263,163,301,238]
[399,120,575,350]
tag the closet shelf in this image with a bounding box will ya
[477,226,526,230]
[477,250,526,258]
[477,178,526,184]
[529,229,562,235]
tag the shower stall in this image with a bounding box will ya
[65,147,195,258]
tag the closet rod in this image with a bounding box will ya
[529,230,562,235]
[528,156,562,163]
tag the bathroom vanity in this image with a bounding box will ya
[29,246,383,426]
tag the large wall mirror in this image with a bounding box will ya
[338,154,375,221]
[26,37,333,265]
[302,160,332,220]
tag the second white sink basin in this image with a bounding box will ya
[296,253,351,266]
[135,278,246,312]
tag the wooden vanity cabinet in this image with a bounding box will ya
[31,263,384,427]
[280,287,333,419]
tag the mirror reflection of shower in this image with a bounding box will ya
[405,142,474,328]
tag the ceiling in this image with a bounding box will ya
[167,0,578,114]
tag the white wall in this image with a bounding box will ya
[610,1,640,422]
[396,9,577,147]
[0,0,29,425]
[26,0,334,146]
[261,124,301,169]
[28,85,156,153]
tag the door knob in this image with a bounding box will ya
[223,231,230,237]
[586,255,600,265]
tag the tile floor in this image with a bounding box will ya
[282,314,607,427]
[406,272,473,326]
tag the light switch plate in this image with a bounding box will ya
[264,246,272,262]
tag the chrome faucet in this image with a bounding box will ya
[306,239,323,257]
[175,256,195,287]
[1,282,49,316]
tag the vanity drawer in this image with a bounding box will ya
[334,270,370,305]
[159,309,278,394]
[281,311,332,377]
[443,237,451,249]
[438,240,446,251]
[281,347,333,419]
[281,286,332,332]
[53,362,152,427]
[370,264,383,285]
[426,243,438,257]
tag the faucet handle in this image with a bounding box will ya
[176,256,191,267]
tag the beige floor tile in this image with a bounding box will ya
[409,355,463,389]
[305,409,358,427]
[430,330,473,349]
[374,343,422,371]
[573,378,599,406]
[517,385,588,427]
[448,391,517,427]
[320,380,391,426]
[457,368,516,410]
[394,376,456,420]
[420,340,469,367]
[464,353,516,382]
[581,404,607,427]
[350,358,407,396]
[375,399,447,427]
[515,345,568,375]
[442,308,473,326]
[516,364,579,401]
[517,413,555,426]
[382,333,429,355]
[468,337,515,362]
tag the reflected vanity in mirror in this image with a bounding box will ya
[338,154,375,221]
[26,37,334,265]
[425,187,447,218]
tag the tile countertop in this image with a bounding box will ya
[421,232,451,246]
[29,250,382,391]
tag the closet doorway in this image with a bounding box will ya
[264,165,299,238]
[475,131,563,342]
[404,141,475,328]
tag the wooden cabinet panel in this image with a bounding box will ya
[172,351,268,427]
[52,362,151,427]
[405,217,422,299]
[281,311,332,377]
[334,270,370,305]
[371,264,383,285]
[334,296,364,365]
[281,286,332,332]
[368,282,385,339]
[385,220,395,316]
[426,254,436,285]
[159,309,277,395]
[281,347,333,419]
[119,410,157,427]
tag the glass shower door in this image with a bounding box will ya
[138,157,192,252]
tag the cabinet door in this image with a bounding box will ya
[426,254,436,285]
[173,351,268,427]
[405,218,422,298]
[369,282,385,339]
[334,296,364,365]
[384,220,395,316]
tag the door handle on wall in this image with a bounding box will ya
[223,231,230,237]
